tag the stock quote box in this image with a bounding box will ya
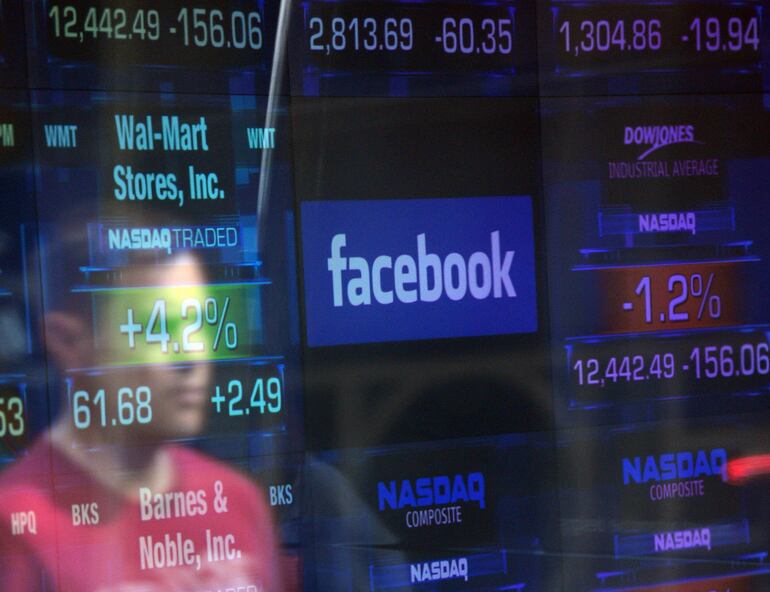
[30,89,303,464]
[300,197,537,347]
[542,93,770,429]
[0,91,49,468]
[0,93,54,590]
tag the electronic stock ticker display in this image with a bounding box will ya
[0,1,770,592]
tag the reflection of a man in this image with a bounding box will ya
[0,252,284,591]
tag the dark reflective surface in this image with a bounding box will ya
[0,1,769,591]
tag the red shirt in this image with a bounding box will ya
[0,438,283,592]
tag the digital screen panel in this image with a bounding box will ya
[0,89,302,589]
[31,89,302,462]
[558,416,770,590]
[293,97,552,449]
[0,2,28,89]
[543,93,770,428]
[306,435,562,591]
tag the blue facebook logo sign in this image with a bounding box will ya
[301,197,538,346]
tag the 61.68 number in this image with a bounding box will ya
[72,386,152,430]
